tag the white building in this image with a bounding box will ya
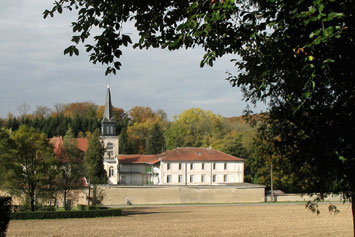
[112,147,244,186]
[157,147,244,185]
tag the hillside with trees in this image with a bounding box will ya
[0,103,297,193]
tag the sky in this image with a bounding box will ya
[0,0,267,120]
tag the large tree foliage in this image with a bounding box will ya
[2,126,56,211]
[126,106,168,154]
[165,108,228,149]
[84,130,107,185]
[84,130,107,205]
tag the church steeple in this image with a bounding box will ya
[102,84,114,122]
[101,84,116,136]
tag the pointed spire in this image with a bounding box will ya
[102,84,114,122]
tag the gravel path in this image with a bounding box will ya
[7,203,353,236]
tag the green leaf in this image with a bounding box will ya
[74,47,79,56]
[309,29,320,38]
[114,61,121,70]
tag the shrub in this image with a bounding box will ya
[0,197,12,236]
[10,208,122,220]
[77,204,86,211]
[77,204,109,211]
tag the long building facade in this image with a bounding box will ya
[101,147,244,186]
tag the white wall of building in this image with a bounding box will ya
[101,136,119,159]
[103,158,119,185]
[160,161,244,185]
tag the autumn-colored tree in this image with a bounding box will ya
[63,102,98,118]
[127,107,168,154]
[165,108,229,150]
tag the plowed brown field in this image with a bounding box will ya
[7,203,353,236]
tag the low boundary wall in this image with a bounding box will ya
[78,184,265,205]
[265,193,344,202]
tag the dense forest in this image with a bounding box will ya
[0,102,298,192]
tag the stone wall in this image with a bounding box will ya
[265,193,344,202]
[78,184,265,205]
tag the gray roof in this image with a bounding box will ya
[102,84,114,122]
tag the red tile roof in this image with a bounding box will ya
[50,137,88,161]
[76,138,88,152]
[157,147,244,162]
[118,155,160,164]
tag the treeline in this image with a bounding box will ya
[0,102,128,138]
[0,102,300,193]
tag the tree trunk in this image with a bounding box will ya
[270,162,274,202]
[88,185,91,206]
[30,197,35,212]
[352,193,355,236]
[64,190,67,210]
[93,184,97,206]
[30,187,35,212]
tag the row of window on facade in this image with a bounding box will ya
[167,162,235,171]
[166,174,229,183]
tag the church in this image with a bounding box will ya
[100,85,245,186]
[53,85,245,186]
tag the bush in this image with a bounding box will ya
[0,197,12,236]
[10,208,121,220]
[77,204,86,211]
[77,204,109,211]
[38,206,56,212]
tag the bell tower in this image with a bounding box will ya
[101,84,119,185]
[101,84,117,136]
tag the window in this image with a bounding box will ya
[167,175,171,183]
[109,166,114,177]
[224,163,227,170]
[201,175,205,183]
[106,126,109,134]
[224,175,228,182]
[110,126,114,134]
[178,175,183,183]
[190,163,194,170]
[179,163,182,170]
[213,163,216,170]
[167,163,171,170]
[107,142,113,151]
[202,163,205,170]
[106,142,113,158]
[213,175,217,183]
[190,175,194,183]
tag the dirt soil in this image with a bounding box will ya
[7,203,353,236]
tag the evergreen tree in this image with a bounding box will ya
[147,123,166,155]
[84,130,107,205]
[0,129,15,185]
[119,127,129,154]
